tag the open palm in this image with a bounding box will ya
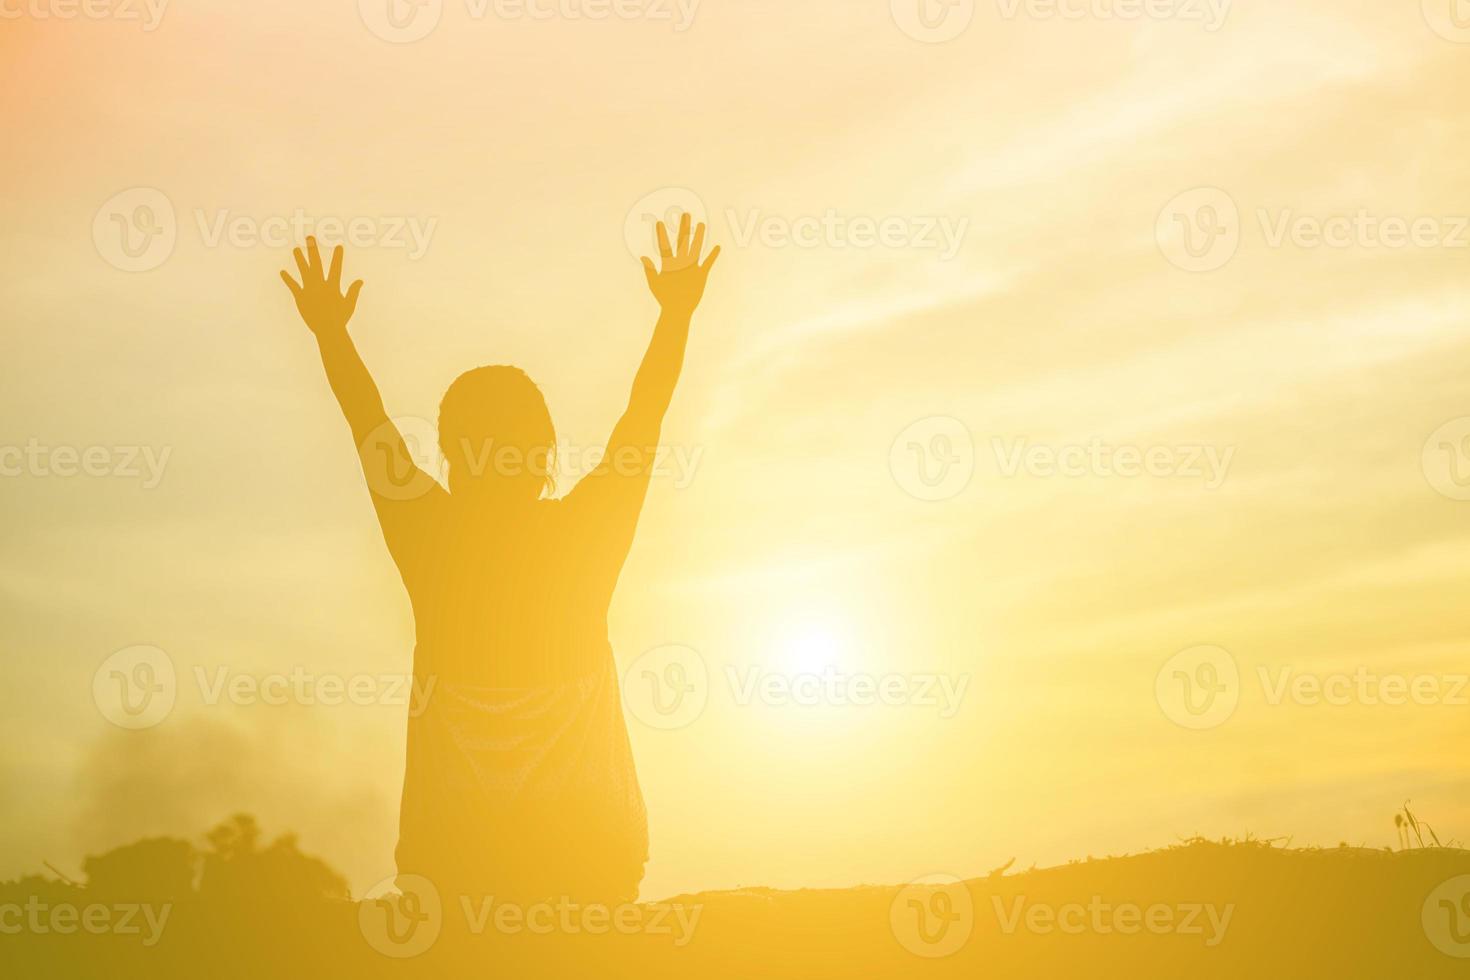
[641,213,720,316]
[281,237,363,337]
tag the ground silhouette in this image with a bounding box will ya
[4,817,1468,978]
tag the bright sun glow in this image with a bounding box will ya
[772,615,852,676]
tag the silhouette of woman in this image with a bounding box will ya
[280,215,720,905]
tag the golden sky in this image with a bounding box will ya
[3,0,1470,900]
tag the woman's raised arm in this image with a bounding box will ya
[604,212,720,470]
[564,212,718,562]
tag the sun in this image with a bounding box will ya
[771,613,853,676]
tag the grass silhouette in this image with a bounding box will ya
[4,816,1469,978]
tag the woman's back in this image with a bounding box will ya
[389,490,652,904]
[391,492,636,687]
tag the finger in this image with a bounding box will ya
[640,256,658,289]
[656,221,673,260]
[691,222,706,262]
[344,279,364,317]
[279,270,303,299]
[700,244,721,272]
[293,248,310,281]
[328,245,344,289]
[676,212,691,257]
[306,236,323,276]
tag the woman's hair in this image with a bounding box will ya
[438,365,556,500]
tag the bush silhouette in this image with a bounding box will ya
[83,837,196,901]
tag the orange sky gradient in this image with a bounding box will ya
[3,0,1470,900]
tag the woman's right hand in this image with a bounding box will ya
[640,213,720,317]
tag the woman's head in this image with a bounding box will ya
[438,365,556,501]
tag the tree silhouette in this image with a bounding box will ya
[198,813,349,902]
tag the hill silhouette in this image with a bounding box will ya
[3,816,1469,978]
